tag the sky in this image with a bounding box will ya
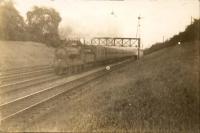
[14,0,199,48]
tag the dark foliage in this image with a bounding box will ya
[0,0,62,47]
[0,1,26,41]
[26,6,62,46]
[144,19,200,55]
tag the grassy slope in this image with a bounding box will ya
[27,41,199,132]
[0,41,54,70]
[94,41,200,131]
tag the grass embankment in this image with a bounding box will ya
[75,41,199,131]
[26,41,199,132]
[0,41,54,70]
[93,41,199,131]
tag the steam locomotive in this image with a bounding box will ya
[53,40,139,75]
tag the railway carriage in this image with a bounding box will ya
[53,40,138,75]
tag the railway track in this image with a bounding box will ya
[0,67,54,84]
[0,58,133,131]
[0,65,52,76]
[0,73,61,94]
[0,65,56,95]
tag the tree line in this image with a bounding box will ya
[0,0,61,47]
[144,19,200,54]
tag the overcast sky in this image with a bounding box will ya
[14,0,199,48]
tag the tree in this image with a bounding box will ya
[0,0,26,40]
[26,6,62,46]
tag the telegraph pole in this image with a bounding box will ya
[191,16,193,24]
[163,36,165,43]
[138,38,141,59]
[137,15,141,59]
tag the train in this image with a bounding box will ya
[53,40,141,75]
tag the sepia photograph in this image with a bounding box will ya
[0,0,199,132]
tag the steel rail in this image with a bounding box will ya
[0,59,131,123]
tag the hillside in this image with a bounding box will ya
[145,19,199,55]
[0,41,55,70]
[26,41,199,132]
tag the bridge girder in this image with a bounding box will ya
[90,37,140,48]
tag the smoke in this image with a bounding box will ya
[58,17,122,40]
